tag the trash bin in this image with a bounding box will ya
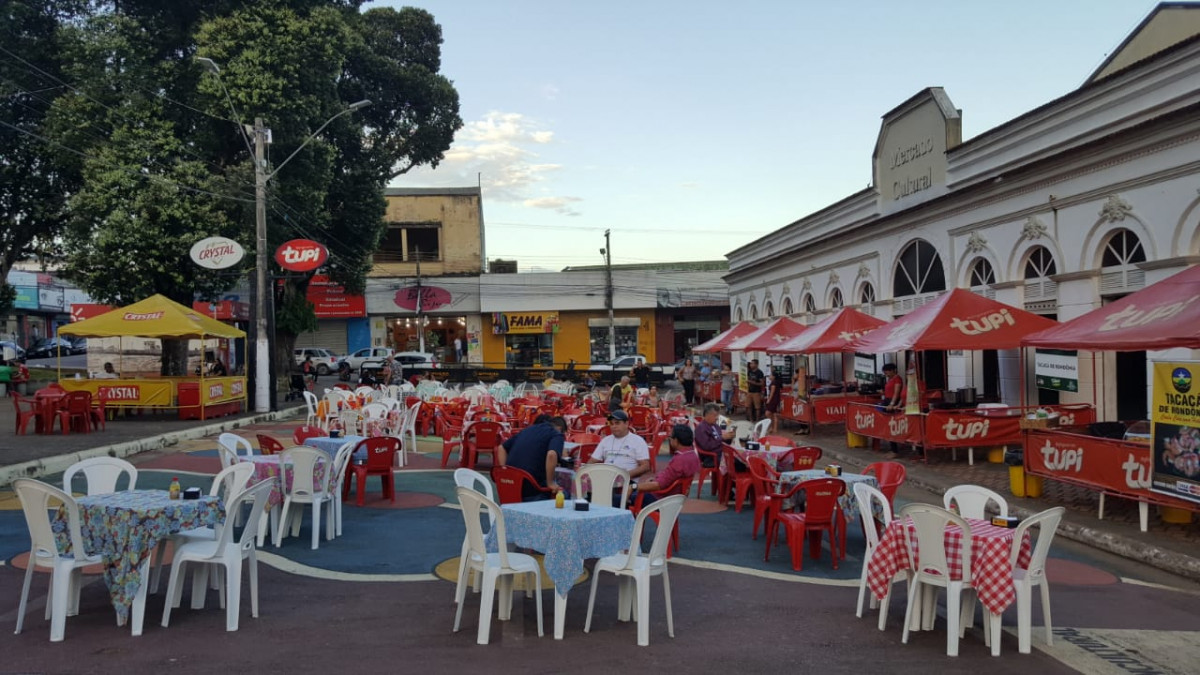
[1005,448,1043,497]
[847,431,868,448]
[1161,506,1193,524]
[986,447,1006,463]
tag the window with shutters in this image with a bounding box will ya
[830,287,844,309]
[1023,246,1057,302]
[968,258,996,299]
[892,240,945,313]
[1099,229,1146,295]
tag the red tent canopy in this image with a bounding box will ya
[727,317,808,352]
[693,321,758,354]
[767,307,889,354]
[851,288,1057,353]
[1023,264,1200,350]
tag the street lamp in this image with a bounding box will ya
[200,56,371,412]
[602,230,615,360]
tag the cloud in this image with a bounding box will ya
[523,196,582,216]
[540,84,560,101]
[398,111,579,212]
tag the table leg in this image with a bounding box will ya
[554,591,569,639]
[130,557,151,636]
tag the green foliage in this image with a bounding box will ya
[275,281,318,336]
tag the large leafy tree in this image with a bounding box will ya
[52,1,461,377]
[0,0,87,315]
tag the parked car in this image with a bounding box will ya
[393,351,439,372]
[0,340,25,360]
[27,337,73,359]
[293,347,341,376]
[340,346,394,373]
[68,337,88,355]
[587,354,677,378]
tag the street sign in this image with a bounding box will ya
[274,239,328,272]
[190,236,245,269]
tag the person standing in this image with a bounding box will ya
[454,334,466,362]
[498,415,567,501]
[631,358,651,390]
[764,369,782,434]
[720,362,737,415]
[881,362,907,458]
[746,359,765,422]
[679,358,697,405]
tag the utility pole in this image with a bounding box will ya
[604,229,615,360]
[415,247,424,353]
[252,116,270,413]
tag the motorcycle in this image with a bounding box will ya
[337,360,352,382]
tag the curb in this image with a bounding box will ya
[0,404,306,487]
[817,443,1200,584]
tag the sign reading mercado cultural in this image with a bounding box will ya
[274,239,328,273]
[189,236,246,270]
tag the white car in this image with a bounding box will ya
[358,351,439,376]
[293,347,341,376]
[341,347,394,373]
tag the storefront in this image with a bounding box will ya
[365,276,481,363]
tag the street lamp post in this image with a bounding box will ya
[199,57,370,413]
[602,229,615,361]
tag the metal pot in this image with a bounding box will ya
[958,387,977,406]
[942,389,959,405]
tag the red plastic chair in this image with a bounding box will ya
[644,421,670,473]
[630,474,694,557]
[438,408,467,468]
[346,437,399,506]
[693,445,721,499]
[863,461,907,507]
[463,420,505,469]
[292,425,325,444]
[567,431,602,444]
[490,465,551,504]
[89,391,108,432]
[574,442,599,466]
[769,478,847,571]
[257,434,286,455]
[333,383,352,391]
[64,391,93,433]
[758,435,792,447]
[719,445,754,512]
[628,406,654,435]
[13,394,38,435]
[780,446,823,472]
[746,456,782,540]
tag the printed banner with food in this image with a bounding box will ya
[1151,361,1200,504]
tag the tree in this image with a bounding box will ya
[0,0,87,315]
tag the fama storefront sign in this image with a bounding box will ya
[491,312,559,335]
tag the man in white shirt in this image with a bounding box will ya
[588,409,651,479]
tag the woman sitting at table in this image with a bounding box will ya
[644,385,661,408]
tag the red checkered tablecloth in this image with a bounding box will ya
[866,517,1031,615]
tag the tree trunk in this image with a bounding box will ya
[160,338,190,376]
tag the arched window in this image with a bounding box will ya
[735,307,744,322]
[830,287,844,309]
[969,258,995,287]
[1101,229,1146,267]
[781,297,794,315]
[764,301,775,318]
[750,304,759,320]
[893,240,946,297]
[1023,246,1057,302]
[803,294,816,314]
[860,282,876,312]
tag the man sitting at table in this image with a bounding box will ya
[632,425,699,506]
[589,409,651,478]
[497,414,567,501]
[695,402,734,468]
[95,362,119,379]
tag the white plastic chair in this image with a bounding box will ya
[752,418,770,440]
[151,462,256,593]
[328,441,357,538]
[302,391,320,427]
[355,386,374,398]
[218,433,254,465]
[13,479,104,642]
[899,504,975,657]
[378,397,401,412]
[453,468,495,601]
[362,402,387,425]
[337,408,362,436]
[575,464,631,509]
[398,401,422,466]
[453,487,544,645]
[1012,506,1065,654]
[62,457,138,495]
[852,482,906,630]
[275,446,336,550]
[161,479,273,632]
[943,485,1008,519]
[584,494,685,646]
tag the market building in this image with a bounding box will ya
[724,3,1200,422]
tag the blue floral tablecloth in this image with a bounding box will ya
[305,435,366,461]
[778,470,878,518]
[487,500,634,595]
[52,490,223,621]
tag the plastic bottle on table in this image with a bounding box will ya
[169,477,181,500]
[555,491,565,509]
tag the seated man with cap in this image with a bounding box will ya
[632,424,699,506]
[588,409,651,506]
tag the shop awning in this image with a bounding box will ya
[1023,264,1200,350]
[60,294,246,339]
[767,307,889,354]
[726,317,809,352]
[851,288,1056,353]
[693,321,758,353]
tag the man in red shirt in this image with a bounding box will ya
[882,363,905,411]
[632,425,700,505]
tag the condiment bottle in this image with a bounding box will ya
[169,477,181,500]
[555,490,565,509]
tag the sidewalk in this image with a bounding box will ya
[790,423,1200,583]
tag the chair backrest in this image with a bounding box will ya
[629,405,653,428]
[864,461,907,487]
[852,482,893,550]
[403,401,423,431]
[65,390,92,414]
[355,386,374,397]
[362,403,387,419]
[62,457,138,495]
[576,464,631,508]
[469,420,504,448]
[752,418,771,440]
[900,503,973,583]
[567,432,602,444]
[575,442,599,466]
[210,462,256,499]
[212,479,274,558]
[746,455,780,498]
[490,465,540,504]
[721,444,746,473]
[256,434,286,455]
[797,478,846,524]
[943,484,1008,519]
[217,444,242,471]
[784,446,823,471]
[617,494,685,572]
[330,441,358,490]
[302,391,319,416]
[218,433,254,459]
[292,425,325,445]
[356,436,399,470]
[14,478,87,565]
[1010,506,1066,581]
[378,397,401,412]
[758,435,791,447]
[454,467,495,502]
[457,486,518,570]
[279,446,328,498]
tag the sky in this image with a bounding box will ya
[370,0,1161,272]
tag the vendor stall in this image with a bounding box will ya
[767,307,888,431]
[1022,264,1200,530]
[694,321,758,404]
[58,295,247,420]
[846,289,1075,461]
[726,317,809,411]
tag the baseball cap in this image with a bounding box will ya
[608,410,629,422]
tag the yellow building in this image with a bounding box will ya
[373,187,484,277]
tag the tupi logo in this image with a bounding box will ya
[1099,296,1199,332]
[1122,454,1151,490]
[888,416,908,436]
[950,309,1015,336]
[1039,440,1083,472]
[274,239,328,272]
[941,417,990,441]
[853,410,875,429]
